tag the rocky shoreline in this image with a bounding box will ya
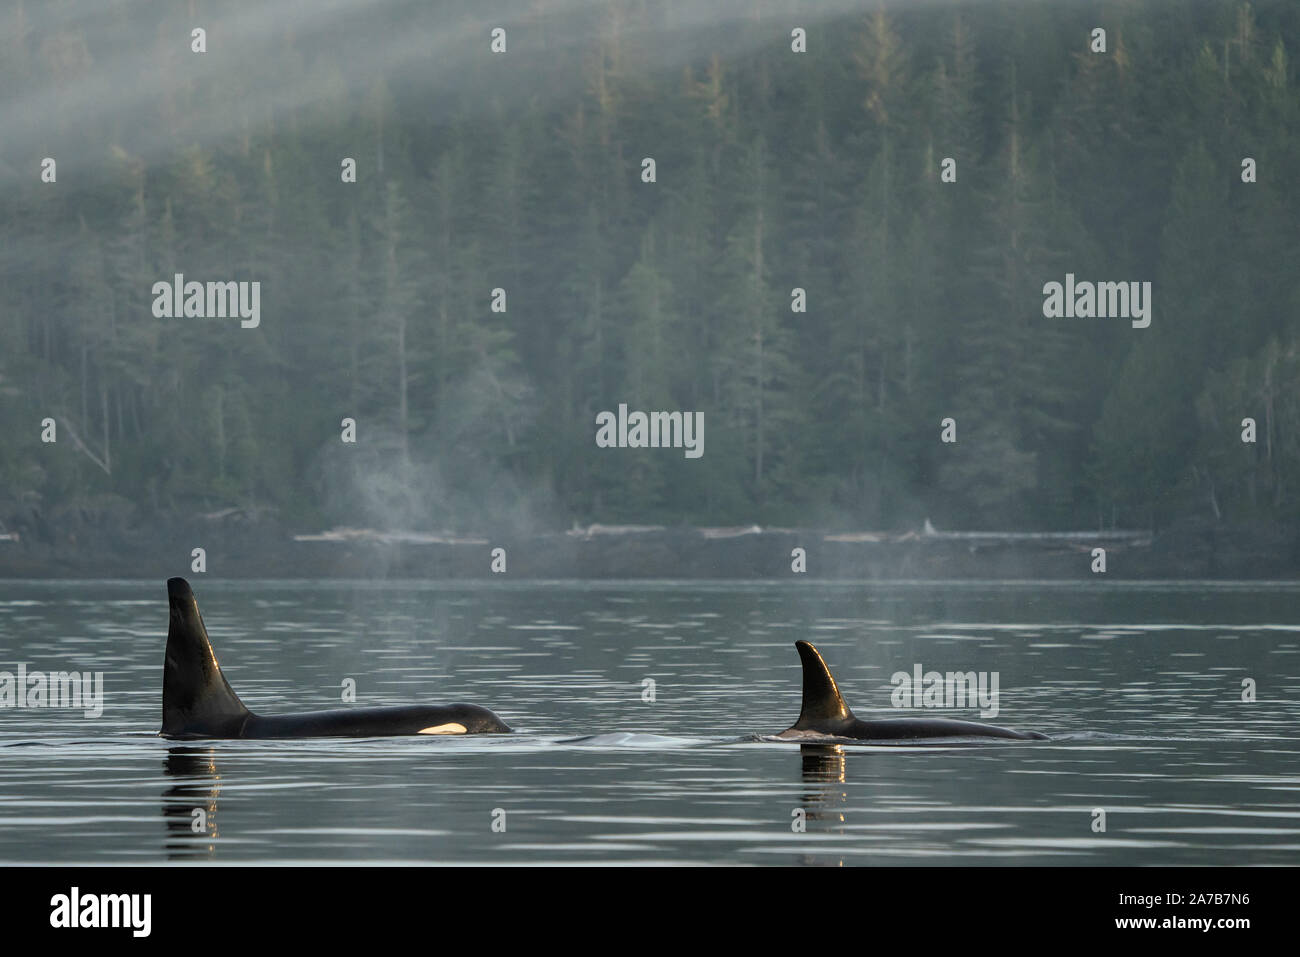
[1,516,1296,580]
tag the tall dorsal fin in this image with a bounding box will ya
[791,640,854,728]
[161,578,250,737]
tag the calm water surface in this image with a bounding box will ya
[1,580,1297,865]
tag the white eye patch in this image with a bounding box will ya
[418,723,468,735]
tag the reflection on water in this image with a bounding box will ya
[799,745,847,866]
[0,580,1298,865]
[162,748,220,861]
[801,744,847,788]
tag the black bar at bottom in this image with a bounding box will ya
[3,865,1279,943]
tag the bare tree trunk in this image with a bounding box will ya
[386,189,409,466]
[348,212,362,412]
[214,385,225,480]
[100,382,111,475]
[60,416,111,476]
[753,173,766,493]
[80,342,88,431]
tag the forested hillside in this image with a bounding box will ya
[2,0,1298,538]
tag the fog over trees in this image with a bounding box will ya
[2,0,1298,537]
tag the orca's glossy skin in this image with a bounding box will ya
[160,578,511,739]
[775,640,1047,741]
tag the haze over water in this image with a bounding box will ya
[1,579,1297,865]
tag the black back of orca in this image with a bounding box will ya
[779,640,1047,741]
[161,578,511,739]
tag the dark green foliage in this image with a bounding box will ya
[1,1,1296,534]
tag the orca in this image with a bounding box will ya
[160,578,511,738]
[776,640,1047,741]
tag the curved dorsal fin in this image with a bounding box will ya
[791,640,854,728]
[162,578,250,737]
